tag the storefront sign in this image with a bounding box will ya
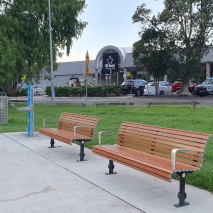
[103,53,118,73]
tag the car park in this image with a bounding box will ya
[195,78,213,96]
[143,81,172,95]
[33,85,45,96]
[171,80,197,94]
[121,80,147,96]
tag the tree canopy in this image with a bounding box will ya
[0,0,87,90]
[133,28,175,94]
[132,1,213,87]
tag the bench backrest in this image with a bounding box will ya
[116,122,211,168]
[57,112,100,138]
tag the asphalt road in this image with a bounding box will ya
[10,94,213,106]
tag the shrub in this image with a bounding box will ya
[7,90,21,97]
[20,88,28,96]
[46,86,123,97]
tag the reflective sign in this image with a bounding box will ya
[86,67,89,76]
[85,51,90,67]
[126,72,130,77]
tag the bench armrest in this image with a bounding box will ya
[99,131,117,145]
[43,119,58,128]
[171,148,203,170]
[73,126,93,138]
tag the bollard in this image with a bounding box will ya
[191,101,196,109]
[94,102,97,108]
[126,101,130,108]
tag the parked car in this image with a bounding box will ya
[171,80,197,94]
[121,80,147,96]
[33,85,45,96]
[143,81,172,95]
[195,78,213,96]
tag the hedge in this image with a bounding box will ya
[7,88,28,97]
[45,86,123,97]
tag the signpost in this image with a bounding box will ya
[85,51,89,107]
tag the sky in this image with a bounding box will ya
[57,0,165,63]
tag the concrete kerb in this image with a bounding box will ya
[1,132,213,213]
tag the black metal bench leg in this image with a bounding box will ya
[174,173,190,207]
[48,138,56,148]
[105,160,117,175]
[77,141,87,162]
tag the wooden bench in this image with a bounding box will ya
[92,122,211,207]
[39,112,100,161]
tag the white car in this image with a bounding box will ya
[33,85,45,96]
[143,81,172,95]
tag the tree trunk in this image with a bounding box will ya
[154,78,159,96]
[18,81,26,90]
[176,84,192,96]
[7,81,17,93]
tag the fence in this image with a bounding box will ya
[0,95,8,123]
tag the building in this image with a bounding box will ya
[42,45,213,87]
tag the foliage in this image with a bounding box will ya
[0,0,87,89]
[1,104,213,192]
[132,1,213,86]
[7,88,27,97]
[132,28,175,94]
[45,86,123,97]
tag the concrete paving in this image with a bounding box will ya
[1,132,212,213]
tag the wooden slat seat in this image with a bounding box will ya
[39,112,100,161]
[92,122,211,207]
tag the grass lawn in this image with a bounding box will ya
[1,103,213,192]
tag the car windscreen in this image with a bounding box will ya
[148,83,156,86]
[122,81,133,86]
[202,79,213,85]
[173,81,182,84]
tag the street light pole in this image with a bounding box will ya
[48,0,55,106]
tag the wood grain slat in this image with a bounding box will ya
[119,127,207,144]
[39,113,100,146]
[116,138,202,162]
[121,122,210,139]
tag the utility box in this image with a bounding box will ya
[0,96,8,123]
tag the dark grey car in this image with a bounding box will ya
[121,80,147,96]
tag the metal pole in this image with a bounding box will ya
[43,68,45,105]
[110,69,112,86]
[86,75,87,107]
[100,69,102,86]
[48,0,55,106]
[31,86,34,137]
[28,85,31,137]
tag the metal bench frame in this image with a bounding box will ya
[39,112,100,161]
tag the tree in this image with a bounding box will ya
[133,28,175,95]
[132,1,213,95]
[0,0,87,91]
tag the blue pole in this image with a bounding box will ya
[28,85,31,136]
